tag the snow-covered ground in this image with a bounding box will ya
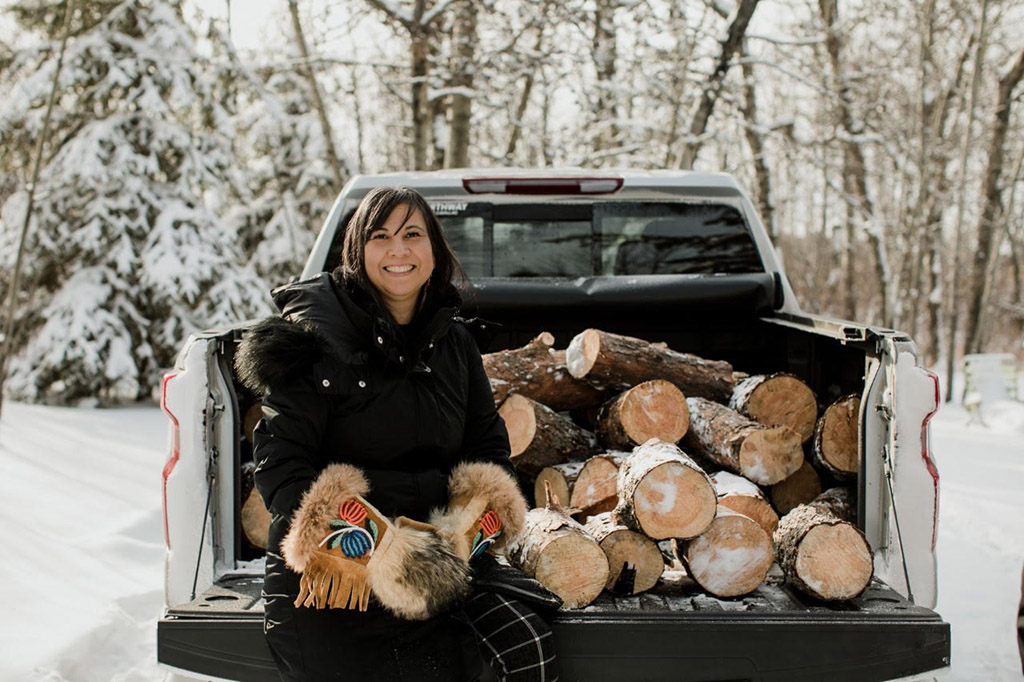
[0,397,1021,681]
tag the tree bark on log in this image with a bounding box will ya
[709,470,779,536]
[584,511,664,595]
[683,397,803,485]
[813,395,861,479]
[566,329,734,402]
[498,394,599,478]
[508,503,610,609]
[674,505,774,598]
[483,332,606,410]
[596,379,689,450]
[240,461,271,550]
[773,489,873,601]
[729,373,818,443]
[770,460,823,515]
[615,439,717,540]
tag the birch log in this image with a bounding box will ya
[813,395,861,479]
[596,379,690,450]
[498,394,599,478]
[675,505,774,598]
[730,373,818,443]
[709,470,779,536]
[508,500,610,609]
[773,488,873,601]
[584,511,664,595]
[571,452,627,519]
[615,439,717,540]
[683,397,803,485]
[533,461,584,508]
[770,460,823,515]
[483,332,606,410]
[566,329,734,402]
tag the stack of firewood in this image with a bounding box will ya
[491,330,873,608]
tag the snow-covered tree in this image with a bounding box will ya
[0,0,272,405]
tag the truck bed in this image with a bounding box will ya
[158,571,949,682]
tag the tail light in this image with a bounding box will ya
[462,176,623,194]
[920,369,941,549]
[160,372,180,549]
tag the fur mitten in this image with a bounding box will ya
[429,462,527,562]
[282,463,471,620]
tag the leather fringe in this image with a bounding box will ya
[294,551,372,611]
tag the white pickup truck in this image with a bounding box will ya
[158,169,950,681]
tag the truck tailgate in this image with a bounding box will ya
[159,572,949,682]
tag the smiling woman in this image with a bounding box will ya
[363,204,435,324]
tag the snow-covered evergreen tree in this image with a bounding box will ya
[0,0,272,404]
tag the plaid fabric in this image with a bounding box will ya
[461,590,559,682]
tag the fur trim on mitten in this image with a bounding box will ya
[282,463,470,619]
[430,462,527,561]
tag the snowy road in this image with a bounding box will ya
[0,399,1020,681]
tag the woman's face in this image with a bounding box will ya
[364,204,435,322]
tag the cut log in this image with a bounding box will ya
[709,470,779,536]
[483,332,607,410]
[615,439,717,540]
[773,489,873,601]
[533,461,585,508]
[674,505,774,598]
[683,397,803,486]
[570,452,627,520]
[729,373,818,443]
[240,461,271,550]
[813,395,861,479]
[769,460,823,515]
[584,511,664,595]
[243,400,263,443]
[566,329,734,402]
[498,394,599,478]
[809,486,856,523]
[507,501,610,609]
[596,379,690,450]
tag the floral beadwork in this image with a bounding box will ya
[470,510,503,559]
[320,499,379,558]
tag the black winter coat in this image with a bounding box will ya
[236,271,513,681]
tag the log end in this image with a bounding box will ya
[739,426,804,485]
[619,379,690,445]
[498,393,537,457]
[816,396,861,477]
[536,534,610,609]
[718,495,779,537]
[534,468,571,509]
[632,461,717,540]
[570,455,621,511]
[748,375,818,443]
[770,460,823,515]
[566,328,601,379]
[681,511,773,598]
[794,522,873,600]
[600,529,665,595]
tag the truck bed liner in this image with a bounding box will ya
[159,571,949,681]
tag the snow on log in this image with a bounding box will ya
[773,488,873,601]
[709,470,779,536]
[674,505,774,598]
[584,511,664,595]
[813,395,861,479]
[614,439,717,540]
[729,373,818,443]
[565,328,734,402]
[683,397,803,485]
[508,498,610,609]
[482,332,606,410]
[498,393,599,478]
[596,379,690,450]
[769,460,823,515]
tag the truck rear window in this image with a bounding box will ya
[434,202,764,277]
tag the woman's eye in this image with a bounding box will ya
[369,232,388,240]
[405,230,422,239]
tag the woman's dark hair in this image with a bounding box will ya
[336,186,466,318]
